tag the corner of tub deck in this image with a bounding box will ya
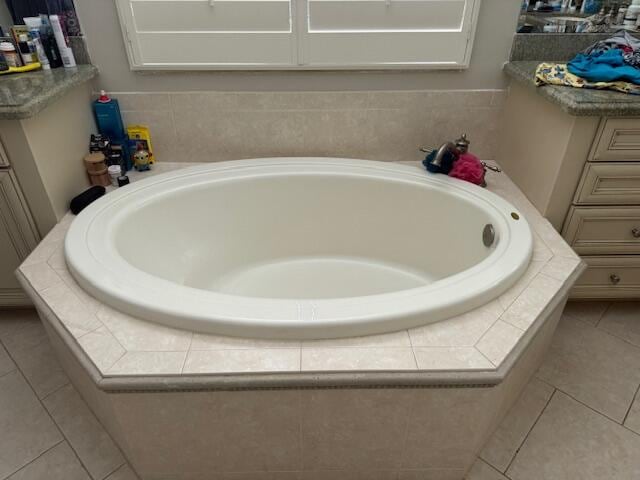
[15,165,585,393]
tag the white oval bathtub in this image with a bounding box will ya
[65,158,532,339]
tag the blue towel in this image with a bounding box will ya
[568,49,640,85]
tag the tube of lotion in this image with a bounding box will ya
[49,15,76,68]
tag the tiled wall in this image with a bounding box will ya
[116,90,506,163]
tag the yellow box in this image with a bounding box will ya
[126,125,155,163]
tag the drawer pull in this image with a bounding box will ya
[633,228,640,238]
[610,274,621,285]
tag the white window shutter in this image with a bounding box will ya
[116,0,297,68]
[115,0,481,69]
[301,0,481,67]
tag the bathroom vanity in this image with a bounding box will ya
[0,65,97,305]
[498,60,640,299]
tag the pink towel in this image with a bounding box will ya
[448,153,485,186]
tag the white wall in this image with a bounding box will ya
[74,0,521,92]
[0,0,13,31]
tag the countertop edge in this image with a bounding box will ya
[504,61,640,117]
[0,65,99,120]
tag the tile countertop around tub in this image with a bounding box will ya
[504,61,640,117]
[15,161,585,392]
[0,65,98,119]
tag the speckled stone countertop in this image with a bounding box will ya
[0,65,98,120]
[16,161,584,392]
[504,61,640,117]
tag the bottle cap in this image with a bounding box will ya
[97,90,111,103]
[117,175,130,187]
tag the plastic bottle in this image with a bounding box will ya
[49,15,76,68]
[625,0,640,26]
[17,34,36,65]
[23,17,50,70]
[0,42,19,67]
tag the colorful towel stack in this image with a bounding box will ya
[535,30,640,95]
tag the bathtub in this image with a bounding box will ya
[65,158,532,339]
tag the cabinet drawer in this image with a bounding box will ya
[571,256,640,299]
[575,162,640,205]
[592,118,640,162]
[563,206,640,255]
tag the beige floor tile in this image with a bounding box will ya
[480,378,554,472]
[0,311,48,352]
[0,342,15,376]
[562,301,610,326]
[624,389,640,435]
[9,337,69,398]
[536,316,640,422]
[0,370,63,478]
[105,464,140,480]
[465,459,509,480]
[6,442,90,480]
[507,392,640,480]
[598,302,640,347]
[43,384,125,480]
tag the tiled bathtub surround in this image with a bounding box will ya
[116,90,506,163]
[17,162,583,383]
[16,162,583,480]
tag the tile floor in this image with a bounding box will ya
[1,302,639,480]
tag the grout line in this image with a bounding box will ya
[99,460,127,480]
[1,439,65,480]
[504,388,557,475]
[594,302,612,329]
[179,333,194,374]
[40,381,71,402]
[549,386,640,436]
[475,348,498,368]
[0,365,17,379]
[622,383,640,427]
[481,458,513,479]
[0,335,93,479]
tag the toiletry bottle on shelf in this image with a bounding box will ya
[17,34,37,65]
[23,17,50,70]
[93,91,132,171]
[49,14,76,68]
[625,0,640,26]
[0,42,18,67]
[39,15,63,68]
[94,91,126,141]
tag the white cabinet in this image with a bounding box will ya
[0,144,40,306]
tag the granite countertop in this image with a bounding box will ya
[0,64,98,120]
[504,60,640,117]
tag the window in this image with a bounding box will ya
[115,0,481,69]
